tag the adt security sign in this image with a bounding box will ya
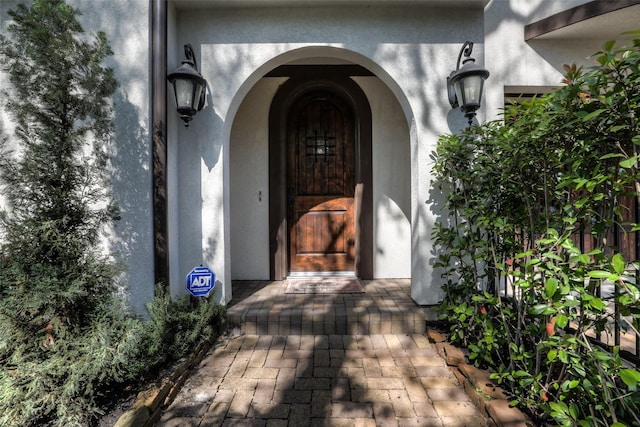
[186,266,215,297]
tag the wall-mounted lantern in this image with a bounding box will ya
[447,41,490,126]
[167,44,207,126]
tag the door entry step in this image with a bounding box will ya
[284,277,364,294]
[227,279,426,335]
[287,271,357,279]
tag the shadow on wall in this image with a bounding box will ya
[482,1,601,103]
[527,38,608,73]
[429,99,475,303]
[401,42,468,302]
[0,0,19,26]
[426,166,451,305]
[176,87,225,303]
[109,91,153,315]
[0,0,20,149]
[200,85,223,172]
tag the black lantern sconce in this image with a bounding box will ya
[167,44,207,127]
[447,41,490,126]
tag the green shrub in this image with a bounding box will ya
[0,284,226,427]
[142,286,227,371]
[433,35,640,426]
[0,2,227,426]
[0,298,146,426]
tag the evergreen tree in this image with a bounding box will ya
[0,3,227,425]
[0,1,136,425]
[0,0,120,329]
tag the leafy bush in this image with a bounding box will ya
[433,35,640,426]
[0,2,227,426]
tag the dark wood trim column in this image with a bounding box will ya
[151,0,169,290]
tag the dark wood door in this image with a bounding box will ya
[287,90,356,273]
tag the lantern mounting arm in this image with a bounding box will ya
[455,41,474,72]
[184,44,197,70]
[448,41,475,109]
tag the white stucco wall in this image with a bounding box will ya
[70,0,154,314]
[76,0,154,315]
[484,0,612,122]
[229,77,285,280]
[229,75,412,281]
[0,0,21,210]
[170,3,484,305]
[354,77,411,279]
[0,1,18,30]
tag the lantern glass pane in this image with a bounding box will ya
[454,81,463,108]
[462,75,483,105]
[193,83,204,109]
[175,79,194,109]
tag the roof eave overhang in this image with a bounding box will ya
[171,0,489,9]
[525,0,640,41]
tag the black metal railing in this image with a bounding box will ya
[491,201,640,367]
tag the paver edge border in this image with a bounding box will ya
[427,326,536,427]
[112,334,220,427]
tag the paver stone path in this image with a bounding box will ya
[157,280,487,426]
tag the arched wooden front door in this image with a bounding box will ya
[287,90,356,273]
[268,67,373,280]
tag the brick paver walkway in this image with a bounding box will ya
[157,281,487,426]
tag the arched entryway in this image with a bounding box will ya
[268,66,373,280]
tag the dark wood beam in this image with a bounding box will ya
[265,64,375,78]
[151,0,169,290]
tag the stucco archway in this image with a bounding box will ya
[228,47,413,283]
[223,47,416,142]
